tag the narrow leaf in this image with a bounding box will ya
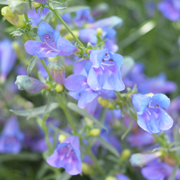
[10,103,59,117]
[27,55,39,76]
[28,0,32,9]
[67,102,107,130]
[173,125,180,156]
[121,119,135,140]
[97,137,120,158]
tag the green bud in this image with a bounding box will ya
[89,129,100,136]
[121,149,131,160]
[10,1,29,15]
[32,2,41,8]
[97,28,103,36]
[98,97,113,108]
[82,163,93,175]
[55,84,64,93]
[105,176,117,180]
[1,6,25,28]
[58,134,67,143]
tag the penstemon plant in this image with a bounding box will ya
[0,0,180,180]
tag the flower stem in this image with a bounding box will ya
[58,95,77,134]
[86,147,105,176]
[47,4,85,48]
[40,59,54,81]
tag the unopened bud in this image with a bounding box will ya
[64,31,79,40]
[10,1,29,15]
[1,6,25,28]
[89,129,100,136]
[105,176,117,180]
[121,149,131,160]
[32,2,41,8]
[98,97,113,108]
[48,61,65,85]
[82,163,93,175]
[58,134,67,143]
[55,84,64,93]
[15,75,49,93]
[97,28,103,36]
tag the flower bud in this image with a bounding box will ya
[10,1,29,15]
[55,84,64,93]
[98,97,113,108]
[96,28,103,36]
[105,176,117,180]
[121,149,131,160]
[1,6,25,28]
[82,163,93,175]
[64,31,79,40]
[32,2,41,8]
[15,75,49,93]
[89,129,100,137]
[58,134,67,143]
[48,61,65,85]
[129,152,162,167]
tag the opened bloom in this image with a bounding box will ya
[65,74,115,109]
[132,93,173,134]
[46,136,82,175]
[87,49,125,91]
[25,22,75,58]
[0,117,24,154]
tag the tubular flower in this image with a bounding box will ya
[46,136,82,175]
[25,22,75,58]
[0,117,24,154]
[87,49,125,91]
[64,74,115,109]
[132,93,173,134]
[15,75,49,93]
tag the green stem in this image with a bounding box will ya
[58,95,76,134]
[47,4,85,48]
[86,147,105,176]
[40,59,54,81]
[24,13,29,23]
[42,115,53,153]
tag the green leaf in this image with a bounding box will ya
[27,55,39,76]
[67,102,107,130]
[168,164,179,180]
[97,137,120,158]
[59,6,90,15]
[58,172,71,180]
[0,153,40,162]
[55,7,67,10]
[121,119,135,140]
[10,103,59,117]
[28,0,32,9]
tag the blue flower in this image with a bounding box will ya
[0,117,24,154]
[46,136,82,175]
[116,174,131,180]
[158,0,180,21]
[25,22,75,58]
[87,49,125,91]
[64,74,115,109]
[0,39,17,83]
[132,93,173,134]
[74,9,94,27]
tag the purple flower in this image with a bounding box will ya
[141,161,180,180]
[116,174,131,180]
[64,74,115,109]
[158,0,180,21]
[0,39,17,83]
[15,75,49,93]
[46,136,82,175]
[74,9,94,27]
[25,22,75,58]
[85,16,123,29]
[0,117,24,154]
[87,49,125,91]
[132,93,173,134]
